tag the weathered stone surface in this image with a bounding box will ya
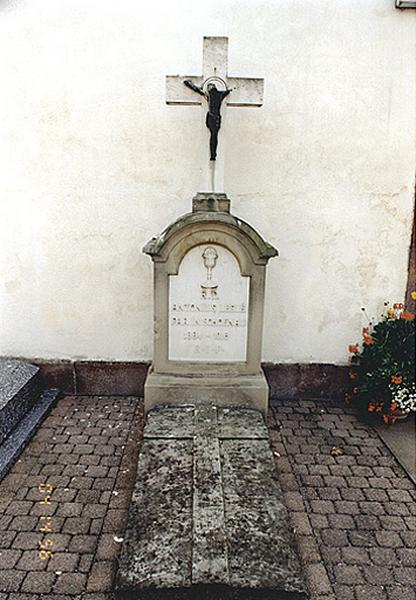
[116,438,194,590]
[222,439,304,591]
[192,406,228,585]
[143,406,268,440]
[0,388,59,479]
[116,405,306,598]
[217,407,268,439]
[0,358,40,445]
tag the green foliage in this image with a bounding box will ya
[348,309,415,422]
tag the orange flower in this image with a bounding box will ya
[362,327,369,334]
[348,370,357,380]
[391,375,402,385]
[387,309,395,317]
[363,335,374,345]
[390,401,398,412]
[400,310,415,321]
[348,344,359,353]
[393,303,404,310]
[368,402,376,412]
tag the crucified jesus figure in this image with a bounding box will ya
[184,80,231,161]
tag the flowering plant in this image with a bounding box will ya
[347,295,416,424]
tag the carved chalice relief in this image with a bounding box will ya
[201,246,219,300]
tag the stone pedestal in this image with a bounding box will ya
[143,193,278,415]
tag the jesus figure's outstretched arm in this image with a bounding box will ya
[183,80,205,96]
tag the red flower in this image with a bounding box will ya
[391,375,402,385]
[400,311,415,321]
[348,370,357,380]
[348,344,359,353]
[363,335,374,345]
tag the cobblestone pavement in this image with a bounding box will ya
[0,395,414,600]
[0,396,143,600]
[269,399,415,600]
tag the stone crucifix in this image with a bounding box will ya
[166,37,264,192]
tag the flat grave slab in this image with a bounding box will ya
[116,405,306,599]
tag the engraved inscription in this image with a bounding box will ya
[169,244,249,362]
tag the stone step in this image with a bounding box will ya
[0,358,40,445]
[0,388,59,479]
[115,406,307,600]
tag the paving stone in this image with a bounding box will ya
[79,553,95,572]
[348,531,375,547]
[87,561,115,592]
[400,530,416,547]
[303,563,333,595]
[5,501,33,516]
[90,517,104,534]
[334,500,359,514]
[0,548,22,568]
[320,529,349,547]
[9,516,38,531]
[309,500,335,514]
[341,547,370,565]
[362,565,393,585]
[355,515,379,530]
[396,547,416,566]
[46,551,79,571]
[56,502,83,517]
[332,583,355,600]
[290,512,312,535]
[328,514,355,529]
[393,566,415,585]
[385,503,411,516]
[386,586,416,600]
[0,570,25,592]
[358,501,384,515]
[53,572,87,594]
[375,531,403,548]
[354,585,387,600]
[21,571,56,593]
[63,517,92,535]
[318,488,341,501]
[334,564,364,584]
[15,549,48,571]
[387,490,413,502]
[309,514,329,529]
[295,535,321,564]
[76,489,101,503]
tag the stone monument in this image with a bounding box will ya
[143,192,277,415]
[144,37,276,415]
[116,37,306,599]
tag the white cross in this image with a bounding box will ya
[166,37,264,193]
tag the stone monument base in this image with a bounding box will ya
[144,368,269,416]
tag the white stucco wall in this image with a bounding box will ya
[0,0,415,364]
